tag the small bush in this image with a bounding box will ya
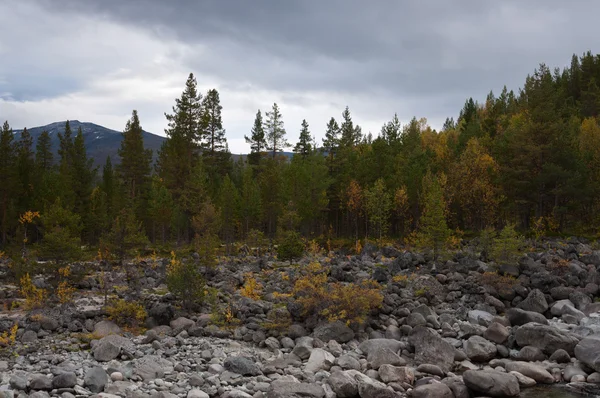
[166,251,205,310]
[0,323,18,347]
[106,299,146,330]
[240,273,262,300]
[479,271,518,291]
[277,231,304,263]
[292,262,383,325]
[20,273,46,309]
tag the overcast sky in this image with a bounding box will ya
[1,1,599,154]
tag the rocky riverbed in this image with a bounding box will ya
[3,238,600,397]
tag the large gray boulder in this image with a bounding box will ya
[223,356,262,376]
[92,335,134,362]
[411,382,454,398]
[514,323,579,355]
[506,308,548,326]
[52,372,77,389]
[93,320,121,337]
[378,365,414,384]
[355,374,397,398]
[328,371,358,398]
[313,321,355,343]
[133,355,173,381]
[483,322,509,344]
[367,347,406,370]
[517,289,549,314]
[463,370,520,397]
[409,326,455,373]
[266,381,325,398]
[305,348,335,373]
[464,335,497,362]
[358,338,403,356]
[575,335,600,372]
[84,366,108,393]
[505,361,554,384]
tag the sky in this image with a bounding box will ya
[1,1,599,154]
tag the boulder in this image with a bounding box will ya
[378,364,414,384]
[505,361,554,384]
[411,382,454,398]
[517,346,546,362]
[93,320,121,337]
[147,303,174,326]
[367,347,406,370]
[223,356,262,376]
[93,335,134,362]
[517,289,548,314]
[483,322,509,344]
[409,326,455,373]
[575,335,600,372]
[328,371,358,398]
[29,376,52,391]
[464,335,497,362]
[305,348,335,373]
[463,370,520,397]
[266,381,325,398]
[549,348,571,363]
[506,308,548,326]
[313,321,355,343]
[355,374,397,398]
[514,323,579,355]
[468,310,495,327]
[509,371,537,388]
[84,366,108,393]
[292,336,314,360]
[133,355,173,381]
[52,372,76,389]
[169,317,195,331]
[358,338,403,356]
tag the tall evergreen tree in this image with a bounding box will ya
[16,127,35,213]
[339,106,362,148]
[117,110,152,204]
[245,110,266,166]
[72,127,97,241]
[294,119,313,157]
[322,117,340,156]
[35,130,53,172]
[102,156,116,222]
[200,89,227,154]
[0,121,17,245]
[156,73,203,202]
[265,103,289,158]
[58,120,74,177]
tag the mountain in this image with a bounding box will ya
[13,121,166,168]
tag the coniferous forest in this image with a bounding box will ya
[2,52,600,258]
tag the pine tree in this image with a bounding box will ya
[16,128,35,213]
[101,206,148,264]
[240,165,262,237]
[323,117,340,154]
[414,172,451,260]
[72,126,96,240]
[365,178,392,240]
[35,130,53,172]
[0,121,17,245]
[381,113,401,144]
[148,175,174,243]
[38,198,82,266]
[102,157,117,221]
[219,175,240,253]
[294,119,313,157]
[117,110,152,203]
[245,110,266,166]
[156,73,203,202]
[200,89,227,154]
[265,103,288,158]
[339,106,362,148]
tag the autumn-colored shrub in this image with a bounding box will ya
[106,299,146,330]
[292,262,383,325]
[479,271,518,291]
[240,273,262,300]
[166,251,205,309]
[19,273,46,309]
[0,323,18,347]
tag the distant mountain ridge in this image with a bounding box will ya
[13,121,166,168]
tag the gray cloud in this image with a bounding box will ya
[1,0,600,152]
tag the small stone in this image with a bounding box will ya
[187,390,209,398]
[110,372,124,382]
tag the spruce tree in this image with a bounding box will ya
[265,103,288,158]
[16,127,35,213]
[58,120,73,177]
[35,130,53,172]
[148,175,174,243]
[323,117,340,156]
[294,119,313,157]
[71,126,97,241]
[240,165,262,236]
[0,121,17,245]
[200,89,227,154]
[157,73,203,204]
[218,175,240,254]
[245,110,266,166]
[117,110,152,208]
[102,157,116,221]
[339,106,362,148]
[414,172,451,260]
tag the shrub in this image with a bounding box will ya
[0,323,18,347]
[19,273,46,309]
[292,262,383,325]
[240,273,262,300]
[166,251,205,310]
[277,231,304,263]
[491,223,523,265]
[106,299,147,330]
[479,271,518,291]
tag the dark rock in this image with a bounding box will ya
[575,335,600,372]
[411,382,454,398]
[515,322,579,355]
[408,326,455,373]
[517,289,548,314]
[463,370,520,397]
[483,322,509,344]
[148,303,174,326]
[29,376,52,391]
[506,308,548,326]
[52,372,77,389]
[549,348,571,363]
[266,380,325,398]
[328,370,358,397]
[84,366,108,393]
[313,321,354,343]
[517,345,546,362]
[223,356,262,376]
[465,335,497,362]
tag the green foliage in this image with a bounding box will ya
[491,223,523,265]
[106,299,147,330]
[37,199,82,265]
[293,119,313,157]
[413,172,451,259]
[277,231,304,263]
[365,178,392,240]
[166,251,206,310]
[100,207,149,263]
[265,103,288,158]
[245,110,266,166]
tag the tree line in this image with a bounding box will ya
[2,52,600,258]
